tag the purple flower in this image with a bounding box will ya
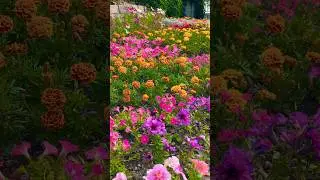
[215,147,253,180]
[85,146,108,160]
[143,116,166,135]
[289,112,309,129]
[176,109,191,126]
[253,139,273,153]
[185,137,203,150]
[217,129,241,143]
[161,138,176,152]
[143,152,153,161]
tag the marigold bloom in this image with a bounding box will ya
[162,76,170,82]
[256,89,277,100]
[171,85,182,93]
[48,0,71,14]
[15,0,37,20]
[124,60,133,66]
[306,51,320,64]
[70,63,97,84]
[132,66,138,73]
[41,110,65,130]
[261,47,284,73]
[122,95,130,103]
[71,15,89,35]
[95,1,109,22]
[221,5,242,20]
[212,76,228,94]
[224,89,247,112]
[132,81,140,89]
[221,69,247,88]
[266,14,285,34]
[0,15,14,33]
[27,16,53,38]
[145,80,154,88]
[4,42,28,55]
[41,88,66,110]
[191,76,200,84]
[122,88,131,96]
[118,66,127,74]
[175,57,187,64]
[142,94,149,101]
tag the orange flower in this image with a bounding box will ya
[125,60,133,66]
[191,76,200,84]
[132,66,138,73]
[41,110,65,130]
[41,88,66,111]
[224,89,247,112]
[190,89,196,94]
[171,85,182,93]
[266,14,285,34]
[221,5,242,20]
[4,42,28,55]
[261,47,284,74]
[123,88,131,96]
[122,95,131,102]
[70,63,97,84]
[191,159,209,176]
[306,51,320,64]
[142,94,149,101]
[211,76,228,95]
[0,15,14,33]
[221,69,247,88]
[175,57,187,64]
[193,66,200,72]
[179,89,188,99]
[118,66,127,74]
[71,15,89,36]
[162,76,170,83]
[95,1,109,22]
[48,0,71,14]
[132,81,140,89]
[15,0,37,20]
[145,80,155,88]
[27,16,53,39]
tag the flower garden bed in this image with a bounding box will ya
[110,9,210,179]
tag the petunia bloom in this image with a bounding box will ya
[59,140,79,157]
[11,141,31,159]
[41,141,58,157]
[112,172,127,180]
[144,164,171,180]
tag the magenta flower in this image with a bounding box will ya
[85,146,108,160]
[176,108,191,126]
[89,163,104,176]
[59,140,79,157]
[110,131,120,150]
[64,160,85,180]
[143,116,166,135]
[140,134,149,145]
[122,139,131,152]
[156,94,176,113]
[144,164,172,180]
[11,141,31,159]
[41,141,58,157]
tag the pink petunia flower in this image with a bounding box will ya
[89,163,104,176]
[122,140,131,152]
[144,164,171,180]
[113,172,127,180]
[11,141,31,159]
[64,160,85,180]
[191,159,209,176]
[85,146,108,160]
[41,141,58,157]
[59,140,79,157]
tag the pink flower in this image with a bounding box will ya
[144,164,171,180]
[125,127,131,133]
[122,140,131,151]
[113,172,127,180]
[64,160,85,180]
[90,163,104,176]
[130,111,138,126]
[120,120,126,127]
[191,159,209,176]
[170,117,179,125]
[11,141,31,159]
[164,156,182,174]
[110,131,120,150]
[85,145,108,160]
[59,140,79,157]
[140,134,149,145]
[41,141,58,157]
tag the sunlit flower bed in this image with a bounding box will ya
[110,9,210,179]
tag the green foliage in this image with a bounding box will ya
[110,157,129,178]
[25,158,67,180]
[151,135,169,164]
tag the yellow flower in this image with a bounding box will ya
[179,89,188,98]
[175,57,187,64]
[190,89,196,94]
[169,37,175,41]
[176,40,182,43]
[181,45,186,50]
[206,35,210,39]
[183,37,190,41]
[184,32,192,37]
[162,76,170,82]
[191,76,200,84]
[132,66,138,73]
[147,32,153,36]
[142,94,149,101]
[118,66,127,74]
[171,85,182,93]
[145,80,154,88]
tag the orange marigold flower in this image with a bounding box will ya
[145,80,155,88]
[132,81,140,89]
[95,1,109,22]
[70,63,97,84]
[4,42,28,55]
[41,88,66,110]
[142,94,149,101]
[110,66,115,72]
[132,66,138,73]
[256,89,277,100]
[193,66,200,72]
[82,0,96,9]
[0,15,14,33]
[123,88,131,96]
[235,33,248,45]
[171,85,182,93]
[125,60,133,66]
[225,89,247,112]
[211,76,228,95]
[175,57,187,64]
[261,47,284,73]
[41,110,65,130]
[71,15,89,35]
[266,14,285,34]
[191,76,200,84]
[48,0,71,14]
[15,0,37,20]
[118,66,127,74]
[306,51,320,64]
[162,76,170,83]
[27,16,53,39]
[221,69,247,88]
[221,5,242,20]
[123,95,131,103]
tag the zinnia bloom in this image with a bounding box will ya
[144,164,171,180]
